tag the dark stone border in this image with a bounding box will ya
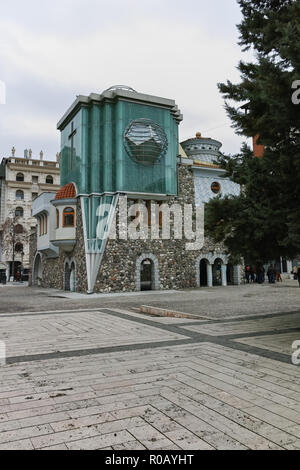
[4,308,300,366]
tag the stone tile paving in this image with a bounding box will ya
[0,305,300,449]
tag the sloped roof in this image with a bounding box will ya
[55,182,76,200]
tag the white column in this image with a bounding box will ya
[233,265,242,285]
[221,264,227,286]
[207,263,213,287]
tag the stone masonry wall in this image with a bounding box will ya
[32,163,230,293]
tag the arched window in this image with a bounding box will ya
[63,207,75,227]
[16,190,24,200]
[16,173,24,182]
[15,207,24,217]
[56,209,59,228]
[15,243,23,253]
[46,175,53,184]
[15,224,23,234]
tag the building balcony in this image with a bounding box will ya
[32,192,59,258]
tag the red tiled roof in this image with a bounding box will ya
[55,182,76,200]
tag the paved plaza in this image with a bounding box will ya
[0,281,300,449]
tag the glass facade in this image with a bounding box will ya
[60,98,179,196]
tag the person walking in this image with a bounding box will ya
[257,265,265,284]
[293,265,298,280]
[297,266,300,287]
[245,265,251,283]
[267,265,276,283]
[251,266,256,283]
[267,265,272,283]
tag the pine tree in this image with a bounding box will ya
[205,0,300,263]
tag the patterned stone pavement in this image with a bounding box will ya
[0,306,300,450]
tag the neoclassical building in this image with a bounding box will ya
[30,85,241,293]
[0,149,60,281]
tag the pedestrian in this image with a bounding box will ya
[276,271,282,282]
[257,265,265,284]
[245,265,251,283]
[297,266,300,288]
[267,265,276,283]
[251,266,256,283]
[293,265,298,280]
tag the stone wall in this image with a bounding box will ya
[32,163,233,293]
[30,205,87,290]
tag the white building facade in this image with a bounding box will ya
[0,148,60,281]
[180,133,242,287]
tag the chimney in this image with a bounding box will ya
[40,150,43,160]
[29,149,32,158]
[253,135,264,158]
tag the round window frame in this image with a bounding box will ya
[123,118,168,166]
[211,181,221,194]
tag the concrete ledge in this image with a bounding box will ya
[139,305,201,319]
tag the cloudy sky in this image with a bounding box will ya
[0,0,252,161]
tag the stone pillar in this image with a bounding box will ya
[207,263,213,287]
[221,264,227,286]
[287,260,292,275]
[233,265,242,285]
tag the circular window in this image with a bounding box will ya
[124,118,168,166]
[211,182,221,194]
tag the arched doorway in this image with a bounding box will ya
[200,259,208,287]
[140,259,153,291]
[213,258,222,286]
[33,253,42,286]
[227,263,234,285]
[64,263,70,291]
[136,253,159,291]
[70,262,76,292]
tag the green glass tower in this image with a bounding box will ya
[57,85,182,196]
[57,85,182,292]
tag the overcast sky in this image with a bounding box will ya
[0,0,252,161]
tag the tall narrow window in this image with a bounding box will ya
[15,243,23,253]
[46,175,53,184]
[146,201,151,226]
[16,190,24,200]
[16,173,24,182]
[15,207,24,217]
[56,209,59,228]
[63,207,75,227]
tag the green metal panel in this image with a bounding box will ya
[60,93,179,196]
[60,111,82,191]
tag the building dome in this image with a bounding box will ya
[55,182,76,200]
[104,85,137,93]
[180,133,222,165]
